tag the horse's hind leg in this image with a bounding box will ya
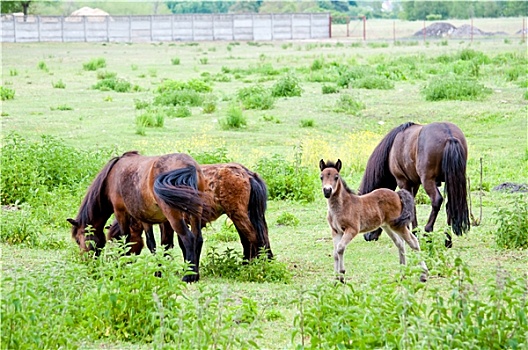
[143,223,156,253]
[422,179,443,233]
[230,213,259,261]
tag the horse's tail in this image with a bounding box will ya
[153,166,204,218]
[359,122,415,194]
[391,189,415,229]
[248,174,273,258]
[442,138,470,236]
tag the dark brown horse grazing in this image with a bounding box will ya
[359,122,470,246]
[107,162,273,260]
[320,159,428,282]
[67,151,207,283]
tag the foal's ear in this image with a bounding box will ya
[67,218,79,227]
[319,159,326,171]
[336,159,342,172]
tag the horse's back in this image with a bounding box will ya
[202,163,251,221]
[389,124,423,183]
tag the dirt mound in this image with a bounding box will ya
[413,22,456,37]
[451,24,491,37]
[66,7,112,22]
[492,182,528,193]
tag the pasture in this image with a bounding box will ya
[1,35,527,349]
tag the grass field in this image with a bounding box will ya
[1,35,527,349]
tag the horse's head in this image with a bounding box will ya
[319,159,342,199]
[67,218,105,254]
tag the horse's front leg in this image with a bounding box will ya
[332,229,343,275]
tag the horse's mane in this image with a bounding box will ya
[359,122,415,194]
[74,155,122,231]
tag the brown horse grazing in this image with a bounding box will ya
[320,159,428,282]
[107,162,273,260]
[359,122,470,246]
[67,151,207,283]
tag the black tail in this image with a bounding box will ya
[153,166,203,218]
[442,138,470,236]
[391,189,415,229]
[248,174,272,258]
[359,122,415,195]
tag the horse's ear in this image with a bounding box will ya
[319,159,326,171]
[67,218,79,227]
[336,159,342,172]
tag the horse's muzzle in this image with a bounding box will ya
[323,188,332,198]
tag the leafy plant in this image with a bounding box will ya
[135,108,165,128]
[237,85,275,110]
[83,57,106,71]
[321,84,339,94]
[220,104,246,130]
[271,73,303,97]
[493,196,528,249]
[51,79,65,89]
[92,77,137,93]
[1,86,15,100]
[333,94,365,115]
[276,212,300,227]
[171,57,181,65]
[423,75,492,101]
[37,61,49,72]
[50,104,73,111]
[300,119,314,128]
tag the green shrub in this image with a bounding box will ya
[202,247,291,283]
[271,73,303,97]
[202,96,217,114]
[0,86,15,100]
[423,75,492,101]
[0,132,112,205]
[310,58,324,71]
[83,57,106,71]
[254,152,316,202]
[353,75,394,89]
[458,48,490,64]
[134,98,151,110]
[92,77,136,93]
[322,84,339,94]
[292,258,527,349]
[220,104,246,130]
[135,108,165,128]
[190,147,230,164]
[170,105,192,118]
[37,61,49,72]
[1,245,263,348]
[300,119,314,128]
[171,57,181,65]
[50,104,73,111]
[336,65,371,88]
[154,89,203,106]
[96,70,117,80]
[51,79,65,89]
[9,68,18,76]
[199,57,208,64]
[206,221,239,243]
[237,85,275,110]
[333,94,365,115]
[493,196,528,249]
[276,212,300,227]
[0,205,40,245]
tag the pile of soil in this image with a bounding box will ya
[413,22,456,37]
[66,7,112,22]
[492,182,528,193]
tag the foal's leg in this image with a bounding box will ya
[332,229,343,275]
[383,227,406,265]
[398,227,429,282]
[334,228,358,278]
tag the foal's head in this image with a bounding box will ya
[319,159,342,199]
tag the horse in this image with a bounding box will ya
[67,151,207,283]
[320,159,428,282]
[106,162,273,260]
[359,122,470,247]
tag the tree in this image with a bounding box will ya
[1,1,32,16]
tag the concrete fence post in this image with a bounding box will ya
[83,16,87,42]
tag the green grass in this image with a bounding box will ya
[1,39,527,349]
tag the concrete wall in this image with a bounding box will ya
[1,13,330,43]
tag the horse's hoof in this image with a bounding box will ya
[444,232,453,248]
[182,273,199,283]
[363,233,379,242]
[420,274,428,283]
[154,271,162,278]
[336,275,345,284]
